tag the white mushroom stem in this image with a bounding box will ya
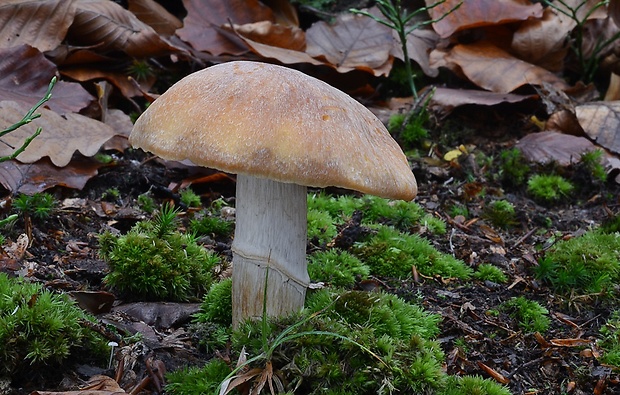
[231,174,309,327]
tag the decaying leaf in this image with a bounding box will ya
[427,0,543,38]
[31,374,126,394]
[177,0,274,55]
[432,42,570,93]
[305,11,394,76]
[0,45,94,114]
[575,101,620,154]
[66,0,182,58]
[391,25,440,78]
[429,87,534,114]
[127,0,182,36]
[230,21,306,52]
[0,0,77,52]
[511,7,572,72]
[0,101,116,166]
[516,131,596,166]
[0,158,104,195]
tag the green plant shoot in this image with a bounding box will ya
[0,76,56,162]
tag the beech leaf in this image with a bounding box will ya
[0,0,76,52]
[433,42,570,93]
[177,0,274,56]
[516,131,596,166]
[0,101,116,167]
[575,101,620,154]
[127,0,182,36]
[305,12,394,76]
[427,0,543,38]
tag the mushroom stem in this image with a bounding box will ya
[231,174,309,327]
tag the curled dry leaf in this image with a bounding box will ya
[230,21,306,52]
[432,42,570,93]
[516,131,596,166]
[0,45,94,114]
[127,0,182,36]
[0,101,116,167]
[0,0,76,52]
[0,158,104,195]
[66,0,182,58]
[305,12,394,76]
[427,0,543,38]
[177,0,274,56]
[575,101,620,154]
[429,87,534,115]
[511,7,572,72]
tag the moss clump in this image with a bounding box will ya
[498,148,530,187]
[598,311,620,368]
[0,273,106,383]
[99,206,219,301]
[484,200,516,229]
[308,208,338,244]
[307,249,370,287]
[166,359,230,395]
[474,264,508,283]
[441,375,512,395]
[501,296,550,333]
[230,289,445,394]
[527,174,574,203]
[354,225,473,279]
[190,213,234,239]
[388,111,429,149]
[534,230,620,296]
[195,278,232,326]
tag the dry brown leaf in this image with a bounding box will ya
[262,0,299,26]
[433,42,570,93]
[127,0,182,36]
[0,45,94,114]
[235,28,324,67]
[427,0,543,38]
[177,0,274,56]
[66,0,182,58]
[511,7,572,72]
[61,67,155,99]
[575,101,620,154]
[0,101,116,166]
[516,131,596,166]
[32,374,125,394]
[0,158,104,194]
[230,21,306,52]
[305,12,394,76]
[429,87,534,114]
[0,0,76,52]
[549,338,592,347]
[391,26,440,78]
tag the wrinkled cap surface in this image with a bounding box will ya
[130,61,417,200]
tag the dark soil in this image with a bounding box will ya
[2,106,620,395]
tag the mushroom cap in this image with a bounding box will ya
[130,61,417,201]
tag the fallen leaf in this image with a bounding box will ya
[0,101,117,166]
[432,42,570,93]
[66,0,182,58]
[305,11,394,76]
[429,87,535,114]
[127,0,182,36]
[32,374,126,394]
[69,290,115,315]
[0,158,105,194]
[575,101,620,154]
[230,20,306,52]
[516,131,596,166]
[177,0,273,55]
[549,338,592,347]
[511,7,572,72]
[0,45,94,114]
[427,0,543,38]
[113,302,201,329]
[0,0,76,52]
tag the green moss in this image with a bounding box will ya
[534,230,620,296]
[484,200,516,229]
[441,375,512,395]
[308,208,338,244]
[307,249,369,287]
[474,264,508,283]
[354,225,472,279]
[498,148,530,186]
[180,187,202,208]
[0,273,107,380]
[195,279,232,326]
[166,359,231,395]
[501,296,550,333]
[13,192,55,219]
[527,174,574,203]
[190,214,234,239]
[579,149,607,183]
[100,206,219,301]
[599,311,620,368]
[388,111,429,149]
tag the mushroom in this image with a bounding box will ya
[130,61,417,326]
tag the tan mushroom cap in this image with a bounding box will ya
[130,61,417,201]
